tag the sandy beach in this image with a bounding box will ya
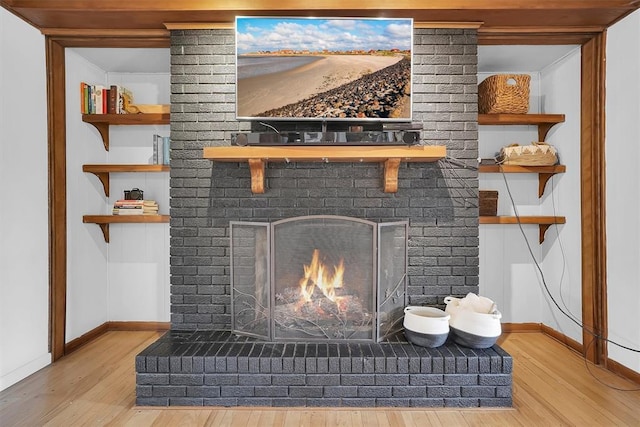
[237,55,403,117]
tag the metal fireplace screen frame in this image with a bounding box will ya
[230,216,407,342]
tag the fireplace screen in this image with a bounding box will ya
[231,216,407,342]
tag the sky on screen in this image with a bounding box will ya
[236,17,412,54]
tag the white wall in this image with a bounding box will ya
[65,50,170,341]
[0,8,51,391]
[605,10,640,372]
[478,49,584,345]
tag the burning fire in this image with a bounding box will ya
[298,249,345,304]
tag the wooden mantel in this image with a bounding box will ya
[203,145,446,194]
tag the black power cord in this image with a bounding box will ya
[499,169,640,391]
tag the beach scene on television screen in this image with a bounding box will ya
[236,17,413,120]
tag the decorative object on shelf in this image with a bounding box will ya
[479,190,498,216]
[478,74,531,114]
[124,188,144,200]
[125,104,170,114]
[497,142,558,166]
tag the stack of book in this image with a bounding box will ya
[112,199,159,215]
[80,82,133,114]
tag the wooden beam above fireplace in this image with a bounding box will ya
[2,1,639,35]
[203,145,446,194]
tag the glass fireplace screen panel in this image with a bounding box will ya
[271,216,376,342]
[230,222,270,340]
[377,221,408,342]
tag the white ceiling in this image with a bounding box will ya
[72,45,580,74]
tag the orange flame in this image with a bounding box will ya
[299,249,345,303]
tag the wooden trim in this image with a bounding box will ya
[581,32,608,365]
[63,322,170,355]
[164,21,485,30]
[106,321,170,331]
[64,323,109,355]
[541,324,584,355]
[607,358,640,386]
[414,21,484,29]
[164,22,234,30]
[479,33,598,45]
[41,28,170,38]
[48,37,169,49]
[46,37,67,362]
[501,322,543,333]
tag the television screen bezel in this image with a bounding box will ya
[235,16,414,123]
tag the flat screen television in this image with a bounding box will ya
[236,16,413,122]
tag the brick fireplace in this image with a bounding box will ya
[135,27,513,407]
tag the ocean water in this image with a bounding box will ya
[237,56,322,80]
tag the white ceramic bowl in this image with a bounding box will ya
[403,306,450,348]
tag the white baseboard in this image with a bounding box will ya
[0,352,51,392]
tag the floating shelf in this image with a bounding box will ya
[83,214,169,243]
[478,113,565,141]
[478,160,566,198]
[82,113,170,151]
[203,145,446,194]
[479,215,566,243]
[82,164,170,197]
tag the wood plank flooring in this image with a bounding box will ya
[1,331,638,426]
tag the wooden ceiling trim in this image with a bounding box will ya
[41,28,170,38]
[164,22,234,30]
[414,21,483,29]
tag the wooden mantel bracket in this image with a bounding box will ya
[384,158,401,193]
[248,159,265,194]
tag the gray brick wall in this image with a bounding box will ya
[169,28,479,330]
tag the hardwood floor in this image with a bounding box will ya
[1,331,638,426]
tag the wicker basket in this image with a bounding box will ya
[497,142,558,166]
[478,74,531,114]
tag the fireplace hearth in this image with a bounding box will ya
[136,330,513,407]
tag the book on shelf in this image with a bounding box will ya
[152,134,170,165]
[162,136,170,165]
[80,82,133,114]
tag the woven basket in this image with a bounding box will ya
[497,142,558,166]
[478,74,531,114]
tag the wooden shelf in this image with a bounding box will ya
[480,215,566,243]
[82,164,169,197]
[82,113,170,151]
[83,214,169,243]
[478,113,565,141]
[203,145,446,194]
[478,160,566,198]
